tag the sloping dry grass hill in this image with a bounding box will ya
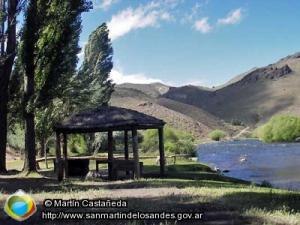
[110,52,300,139]
[164,52,300,125]
[110,84,236,140]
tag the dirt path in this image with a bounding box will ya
[232,126,250,139]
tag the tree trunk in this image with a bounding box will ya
[22,0,37,172]
[0,74,8,173]
[0,0,18,173]
[23,111,36,171]
[0,0,5,56]
[38,136,45,158]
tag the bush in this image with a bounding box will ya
[255,115,300,143]
[68,134,88,155]
[261,180,273,188]
[141,129,159,153]
[231,119,244,126]
[141,126,196,156]
[209,130,226,141]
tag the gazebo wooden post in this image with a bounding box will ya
[132,128,140,179]
[108,130,114,180]
[55,132,61,161]
[45,146,48,169]
[63,133,68,178]
[55,132,63,181]
[124,130,129,160]
[124,130,129,176]
[158,127,165,177]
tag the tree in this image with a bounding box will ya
[19,0,92,168]
[0,0,22,172]
[78,23,115,154]
[21,0,38,172]
[255,115,300,143]
[34,0,92,157]
[78,23,115,107]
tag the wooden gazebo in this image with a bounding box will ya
[54,106,166,180]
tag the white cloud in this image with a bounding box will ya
[109,69,216,87]
[93,0,119,10]
[77,41,87,61]
[160,12,174,21]
[218,8,243,25]
[107,1,175,41]
[194,17,212,33]
[110,69,162,84]
[181,1,207,24]
[77,51,84,60]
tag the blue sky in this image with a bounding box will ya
[79,0,300,87]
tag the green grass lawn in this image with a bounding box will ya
[1,158,299,225]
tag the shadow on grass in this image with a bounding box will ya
[0,161,249,194]
[213,190,300,213]
[0,170,248,194]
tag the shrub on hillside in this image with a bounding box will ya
[209,130,226,141]
[231,119,244,126]
[255,115,300,143]
[141,126,196,156]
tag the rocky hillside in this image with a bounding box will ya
[110,52,300,139]
[163,52,300,125]
[111,85,236,140]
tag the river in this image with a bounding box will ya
[197,139,300,190]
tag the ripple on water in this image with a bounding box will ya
[197,140,300,190]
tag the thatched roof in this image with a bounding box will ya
[54,106,165,133]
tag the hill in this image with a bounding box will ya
[110,52,300,139]
[117,82,170,98]
[110,85,236,140]
[163,52,300,125]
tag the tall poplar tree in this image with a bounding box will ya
[20,0,92,170]
[0,0,21,172]
[21,0,38,172]
[78,23,114,154]
[78,23,115,107]
[34,0,92,157]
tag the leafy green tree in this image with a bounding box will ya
[142,127,196,156]
[35,0,92,105]
[77,23,115,154]
[21,0,38,172]
[78,23,115,107]
[0,0,23,172]
[19,0,92,171]
[33,0,92,157]
[255,115,300,143]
